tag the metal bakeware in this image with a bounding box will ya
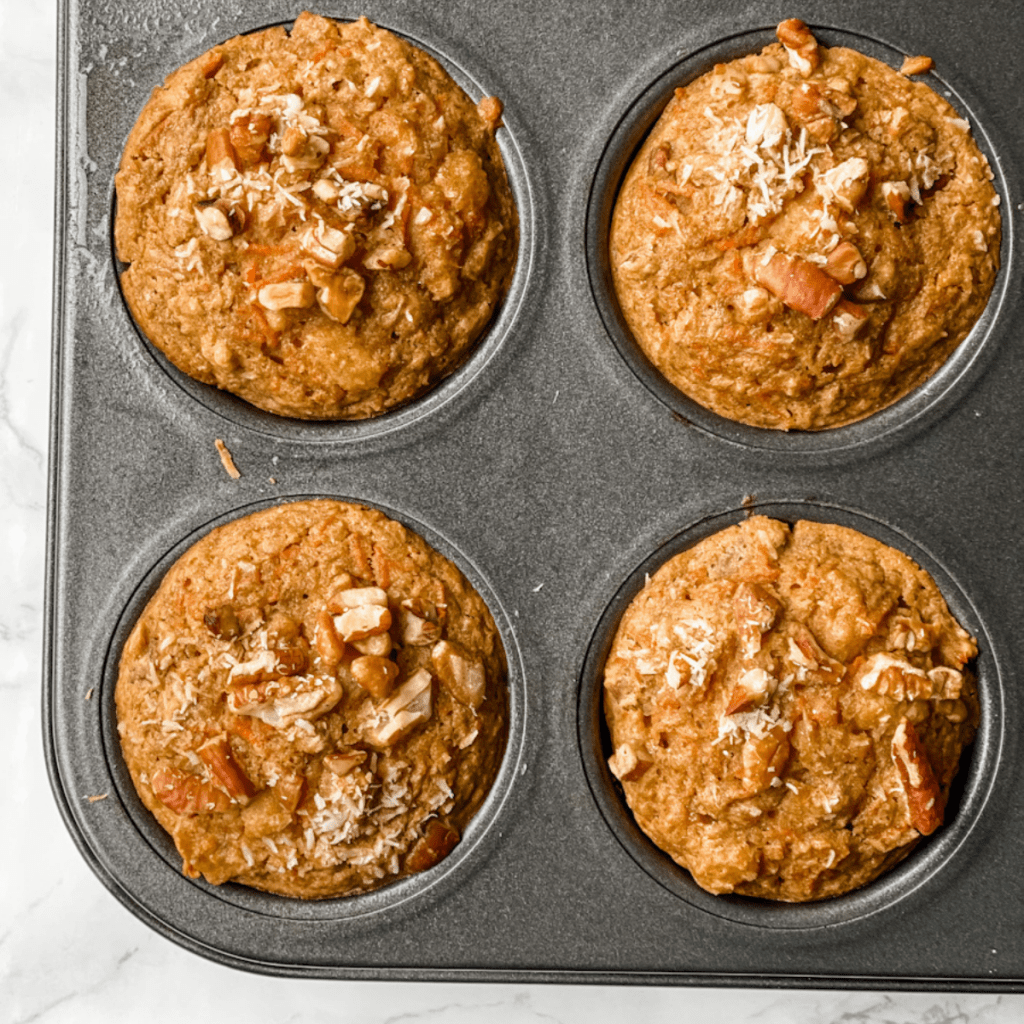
[47,0,1024,987]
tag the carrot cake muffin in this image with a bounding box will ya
[115,13,518,420]
[116,500,508,898]
[602,516,978,901]
[610,19,1001,430]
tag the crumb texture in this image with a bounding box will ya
[611,21,1000,430]
[116,13,518,420]
[603,516,978,901]
[116,499,508,898]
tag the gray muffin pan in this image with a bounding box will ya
[47,0,1024,987]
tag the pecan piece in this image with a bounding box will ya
[608,742,652,783]
[323,750,367,776]
[830,299,869,341]
[882,181,913,224]
[753,251,842,319]
[899,55,934,76]
[229,113,273,167]
[733,582,781,656]
[205,128,238,181]
[405,820,460,873]
[313,609,346,670]
[724,667,775,715]
[823,241,867,285]
[819,158,871,212]
[194,202,235,241]
[892,718,944,835]
[198,738,255,804]
[303,222,355,269]
[740,725,791,793]
[151,767,231,815]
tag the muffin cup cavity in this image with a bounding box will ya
[111,15,535,444]
[578,500,1002,929]
[99,496,526,923]
[585,26,1011,456]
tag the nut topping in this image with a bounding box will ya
[830,299,869,340]
[151,767,231,815]
[405,820,460,873]
[323,750,367,776]
[198,737,255,804]
[229,112,273,167]
[823,241,867,285]
[351,654,399,700]
[725,667,775,715]
[328,586,388,611]
[892,718,944,835]
[257,280,316,310]
[205,128,239,181]
[432,640,486,709]
[317,269,366,324]
[313,609,346,670]
[334,603,392,642]
[365,667,434,747]
[776,18,820,76]
[899,55,934,77]
[608,742,653,782]
[194,203,235,241]
[753,251,842,320]
[818,158,870,212]
[881,181,913,223]
[732,582,781,657]
[303,222,356,268]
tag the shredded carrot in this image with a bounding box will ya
[259,262,307,285]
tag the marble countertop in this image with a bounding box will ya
[4,1,1021,1020]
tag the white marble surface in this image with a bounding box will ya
[2,1,1021,1020]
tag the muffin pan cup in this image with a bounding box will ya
[47,0,1024,987]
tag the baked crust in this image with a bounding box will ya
[610,21,1000,430]
[115,13,518,420]
[116,500,508,898]
[602,516,978,901]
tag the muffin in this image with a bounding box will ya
[602,516,978,901]
[116,500,508,898]
[115,13,518,420]
[610,19,1001,430]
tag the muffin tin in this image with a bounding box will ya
[47,0,1024,987]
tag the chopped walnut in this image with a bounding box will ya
[258,280,316,310]
[776,19,820,76]
[365,668,434,747]
[432,640,486,709]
